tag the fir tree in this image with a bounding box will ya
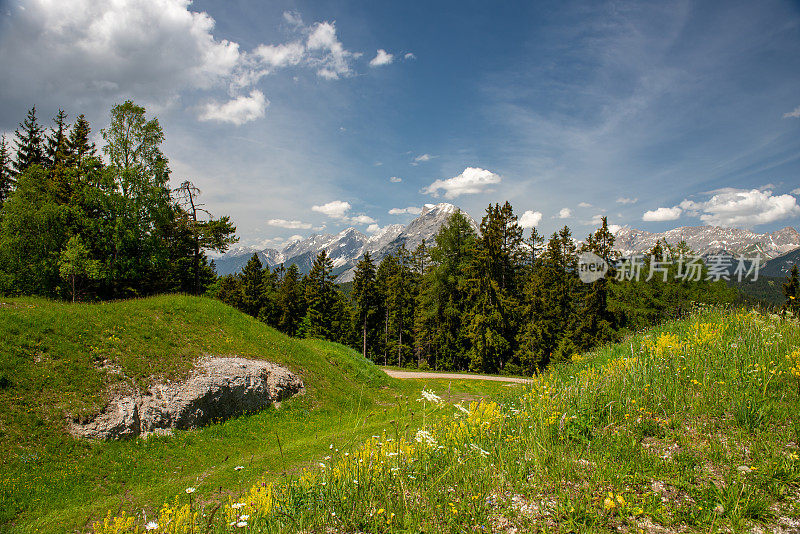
[352,253,377,359]
[304,250,337,340]
[0,136,14,209]
[276,264,304,336]
[67,114,97,167]
[239,254,265,317]
[13,106,46,174]
[47,109,70,169]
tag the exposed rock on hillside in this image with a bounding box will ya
[69,357,303,440]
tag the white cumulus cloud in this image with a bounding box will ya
[616,197,638,204]
[350,214,376,224]
[306,21,359,80]
[558,208,572,219]
[578,202,592,208]
[198,90,268,125]
[369,49,394,67]
[366,224,382,233]
[389,176,402,183]
[642,206,682,221]
[404,52,416,60]
[312,200,351,219]
[519,210,543,228]
[423,167,501,199]
[678,188,800,227]
[389,207,422,215]
[792,187,800,195]
[267,218,312,229]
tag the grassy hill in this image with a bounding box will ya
[91,306,800,534]
[0,295,459,532]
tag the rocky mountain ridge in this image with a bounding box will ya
[214,203,477,281]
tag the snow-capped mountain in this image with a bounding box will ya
[614,226,800,260]
[214,203,477,280]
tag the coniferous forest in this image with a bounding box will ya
[3,102,797,375]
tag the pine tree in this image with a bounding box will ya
[352,253,377,359]
[276,264,304,336]
[418,211,477,370]
[13,106,46,174]
[304,250,337,340]
[47,109,70,169]
[67,114,97,167]
[575,216,617,349]
[0,136,14,209]
[466,202,524,373]
[239,254,265,317]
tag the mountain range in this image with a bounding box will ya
[213,203,478,281]
[614,226,800,260]
[214,204,800,281]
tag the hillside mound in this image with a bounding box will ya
[69,356,304,440]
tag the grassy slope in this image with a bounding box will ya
[93,307,800,534]
[0,295,484,532]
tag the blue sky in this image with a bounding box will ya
[1,0,799,248]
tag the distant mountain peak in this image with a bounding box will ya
[615,224,800,259]
[214,204,477,279]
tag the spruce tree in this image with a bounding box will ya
[239,254,265,317]
[352,253,377,359]
[276,264,304,336]
[47,109,70,168]
[575,216,617,349]
[304,250,337,339]
[13,106,46,174]
[67,114,97,167]
[0,136,14,209]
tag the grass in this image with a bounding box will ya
[91,306,800,533]
[0,295,511,533]
[4,297,800,533]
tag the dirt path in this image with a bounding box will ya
[382,368,531,384]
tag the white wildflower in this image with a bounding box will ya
[145,522,159,531]
[470,443,490,457]
[419,389,443,404]
[234,465,244,471]
[185,487,196,494]
[454,404,470,415]
[415,429,437,446]
[231,502,246,509]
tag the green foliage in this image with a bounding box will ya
[0,102,237,300]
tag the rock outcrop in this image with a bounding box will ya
[70,357,303,440]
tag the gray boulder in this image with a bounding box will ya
[70,357,303,440]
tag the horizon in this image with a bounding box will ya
[1,0,800,249]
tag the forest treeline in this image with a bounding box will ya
[0,103,236,301]
[1,103,796,374]
[217,206,740,374]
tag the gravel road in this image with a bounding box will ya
[382,368,531,384]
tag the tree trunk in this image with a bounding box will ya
[384,308,388,366]
[398,318,402,368]
[362,316,367,359]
